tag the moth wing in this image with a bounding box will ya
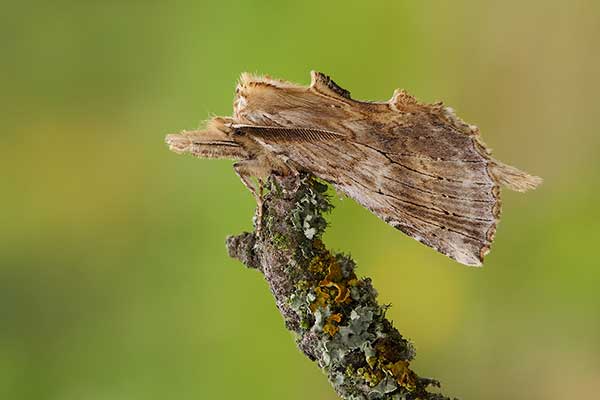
[242,126,499,266]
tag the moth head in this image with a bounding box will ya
[165,117,248,159]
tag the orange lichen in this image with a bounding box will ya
[356,358,418,390]
[357,367,385,387]
[306,242,362,336]
[311,249,357,304]
[323,313,343,336]
[319,261,353,304]
[383,360,417,388]
[310,286,331,312]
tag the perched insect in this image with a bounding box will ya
[166,71,541,266]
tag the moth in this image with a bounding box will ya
[166,71,541,266]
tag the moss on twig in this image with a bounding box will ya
[226,174,453,400]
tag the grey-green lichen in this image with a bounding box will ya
[226,174,453,400]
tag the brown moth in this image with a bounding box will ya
[166,71,541,266]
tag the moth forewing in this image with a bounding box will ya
[167,71,542,266]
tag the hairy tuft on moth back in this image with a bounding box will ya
[166,71,542,266]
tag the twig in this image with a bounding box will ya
[226,173,454,400]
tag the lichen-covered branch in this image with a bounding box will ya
[226,173,453,400]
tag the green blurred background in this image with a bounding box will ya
[2,1,599,399]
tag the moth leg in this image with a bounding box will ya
[257,177,265,199]
[256,178,267,231]
[233,159,268,234]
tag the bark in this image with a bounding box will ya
[226,173,454,400]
